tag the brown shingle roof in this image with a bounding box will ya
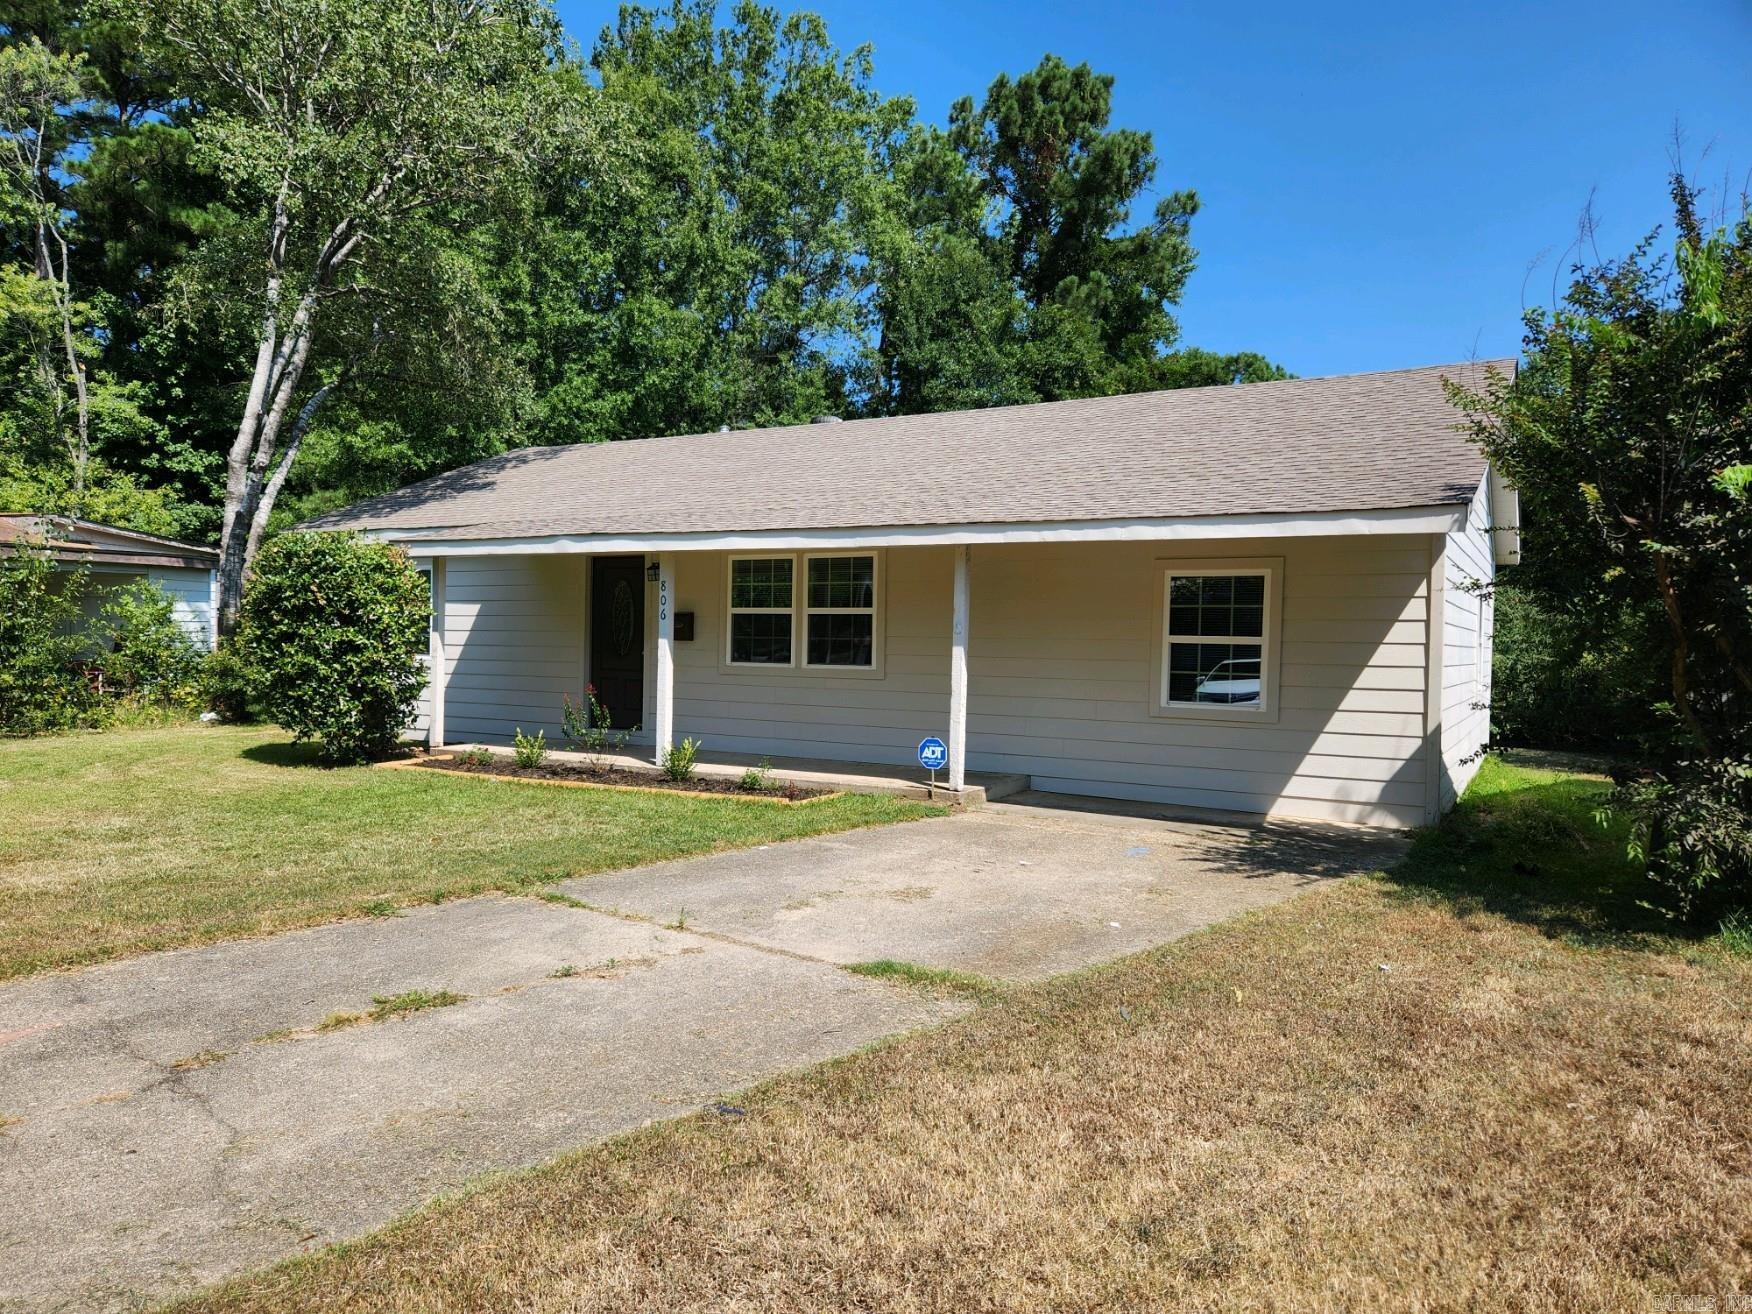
[304,360,1508,541]
[0,515,219,569]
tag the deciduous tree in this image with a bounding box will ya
[122,0,599,631]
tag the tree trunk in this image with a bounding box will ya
[214,205,360,636]
[33,218,89,504]
[1652,555,1711,753]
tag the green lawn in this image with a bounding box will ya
[0,723,936,980]
[176,757,1752,1313]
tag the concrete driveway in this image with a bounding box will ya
[0,798,1403,1312]
[568,794,1405,980]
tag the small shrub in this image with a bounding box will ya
[1619,756,1752,924]
[737,756,776,793]
[240,531,429,764]
[663,736,701,781]
[89,579,203,710]
[561,685,635,768]
[513,727,547,767]
[455,744,493,767]
[0,548,92,734]
[200,640,264,722]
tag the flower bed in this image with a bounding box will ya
[389,753,836,803]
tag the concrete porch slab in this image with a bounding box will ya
[442,741,1030,806]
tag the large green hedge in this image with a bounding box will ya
[239,532,430,764]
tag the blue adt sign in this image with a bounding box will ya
[917,736,949,772]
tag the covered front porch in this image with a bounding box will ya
[408,513,1453,829]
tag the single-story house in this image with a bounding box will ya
[308,360,1519,828]
[0,514,219,650]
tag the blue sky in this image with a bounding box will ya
[552,0,1752,378]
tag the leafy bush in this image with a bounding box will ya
[1618,757,1752,924]
[240,531,430,764]
[456,744,493,767]
[0,549,93,734]
[662,736,701,781]
[1489,583,1665,752]
[200,640,265,722]
[513,727,547,767]
[89,579,204,709]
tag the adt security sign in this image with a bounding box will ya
[917,736,949,773]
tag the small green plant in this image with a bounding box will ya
[738,756,776,792]
[669,907,689,930]
[551,963,579,979]
[170,1049,230,1071]
[455,744,493,767]
[361,899,399,918]
[369,989,465,1021]
[846,959,1003,1003]
[1720,909,1752,958]
[513,727,547,767]
[561,686,636,768]
[663,736,701,781]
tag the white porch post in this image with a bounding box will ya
[653,552,675,765]
[428,557,447,750]
[948,544,970,792]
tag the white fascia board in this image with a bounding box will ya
[374,504,1467,558]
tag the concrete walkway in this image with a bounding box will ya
[0,801,1404,1312]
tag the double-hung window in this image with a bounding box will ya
[727,556,794,665]
[725,553,880,671]
[804,555,876,668]
[1155,559,1279,719]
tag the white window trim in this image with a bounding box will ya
[720,551,885,677]
[1148,556,1283,724]
[724,552,798,669]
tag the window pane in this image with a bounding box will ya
[807,556,874,609]
[730,557,793,609]
[730,612,792,664]
[1167,573,1265,638]
[1168,642,1262,706]
[806,613,873,667]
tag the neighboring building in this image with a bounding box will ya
[0,515,219,651]
[306,361,1520,828]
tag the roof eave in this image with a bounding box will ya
[369,503,1470,557]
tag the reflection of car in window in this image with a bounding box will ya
[1194,657,1261,704]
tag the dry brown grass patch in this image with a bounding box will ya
[176,760,1752,1313]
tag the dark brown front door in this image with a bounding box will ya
[589,556,645,731]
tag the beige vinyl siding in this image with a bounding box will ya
[441,554,585,744]
[668,548,949,766]
[664,537,1432,828]
[426,534,1441,826]
[1439,473,1495,810]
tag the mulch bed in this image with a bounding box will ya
[402,753,832,801]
